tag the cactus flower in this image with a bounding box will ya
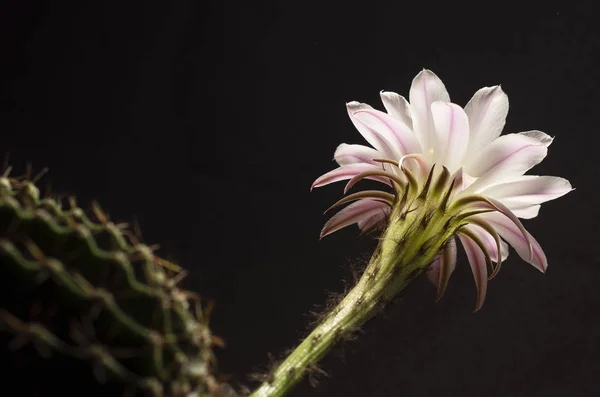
[250,70,572,397]
[312,69,572,311]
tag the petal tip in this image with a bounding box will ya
[380,90,398,97]
[473,300,485,313]
[346,101,361,110]
[414,68,434,81]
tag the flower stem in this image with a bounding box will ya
[249,198,456,397]
[249,254,423,397]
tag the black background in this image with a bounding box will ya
[2,1,599,396]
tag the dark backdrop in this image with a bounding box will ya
[2,1,599,396]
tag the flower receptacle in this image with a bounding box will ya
[364,166,463,303]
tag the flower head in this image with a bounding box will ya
[312,69,572,311]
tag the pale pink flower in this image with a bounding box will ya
[312,69,572,311]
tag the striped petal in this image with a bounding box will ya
[358,206,390,235]
[351,108,421,157]
[380,91,413,130]
[465,131,551,193]
[478,212,547,272]
[409,69,450,154]
[311,164,392,191]
[334,143,382,166]
[320,199,389,239]
[431,101,470,172]
[462,224,509,263]
[427,239,457,301]
[347,102,397,158]
[463,85,509,163]
[480,175,573,207]
[458,233,489,312]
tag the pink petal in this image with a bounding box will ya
[458,233,488,312]
[426,239,457,301]
[427,240,455,285]
[480,175,573,206]
[426,259,441,286]
[347,102,397,157]
[334,143,382,166]
[465,132,551,193]
[478,212,548,272]
[430,101,470,172]
[320,199,389,239]
[351,108,421,157]
[380,91,413,129]
[462,224,509,263]
[452,195,532,258]
[408,69,450,154]
[463,86,509,162]
[399,153,430,179]
[311,164,392,191]
[324,190,394,214]
[358,205,390,234]
[343,167,405,194]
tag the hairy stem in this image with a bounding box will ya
[249,196,458,397]
[249,262,415,397]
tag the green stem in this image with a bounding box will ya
[248,261,415,397]
[249,195,458,397]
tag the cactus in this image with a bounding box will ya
[0,169,234,397]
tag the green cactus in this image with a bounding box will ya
[0,169,235,397]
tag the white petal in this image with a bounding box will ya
[463,86,509,163]
[430,101,470,172]
[465,132,551,193]
[478,212,548,272]
[509,204,541,219]
[351,108,422,157]
[409,69,450,155]
[480,175,573,205]
[449,167,467,194]
[320,199,389,238]
[481,175,571,220]
[462,224,509,263]
[334,143,382,166]
[380,91,413,129]
[347,102,396,157]
[520,130,554,147]
[458,233,488,312]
